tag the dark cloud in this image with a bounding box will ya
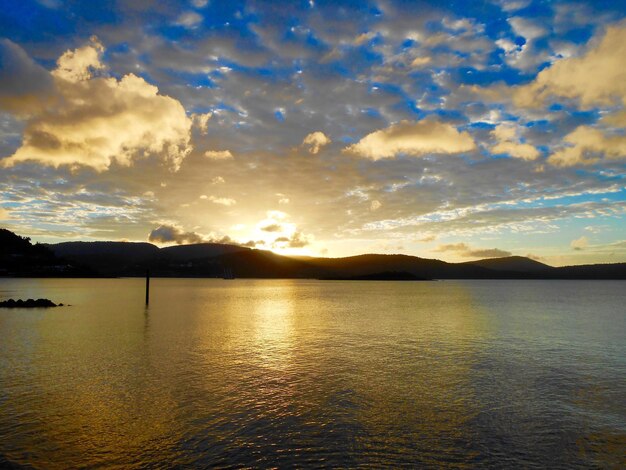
[148,224,205,245]
[260,223,282,232]
[0,39,53,114]
[435,243,512,258]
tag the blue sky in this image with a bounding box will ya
[0,0,625,265]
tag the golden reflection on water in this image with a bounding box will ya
[21,284,181,467]
[0,278,624,468]
[247,285,297,371]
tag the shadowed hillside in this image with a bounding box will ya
[460,256,551,273]
[0,229,91,277]
[0,228,621,279]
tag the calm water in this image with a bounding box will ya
[0,278,624,468]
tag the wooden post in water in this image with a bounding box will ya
[145,269,150,305]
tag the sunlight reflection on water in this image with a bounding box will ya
[0,278,624,468]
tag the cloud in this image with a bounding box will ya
[354,32,375,46]
[499,17,549,71]
[191,0,209,7]
[547,126,626,167]
[507,23,626,167]
[252,210,313,250]
[410,56,432,68]
[52,36,105,83]
[302,131,331,154]
[570,236,589,250]
[192,112,212,134]
[344,119,475,160]
[260,223,282,232]
[2,38,192,171]
[0,207,10,220]
[493,0,531,12]
[275,231,311,248]
[148,224,234,245]
[370,200,381,211]
[175,11,203,29]
[149,224,205,245]
[208,196,236,206]
[204,150,233,160]
[434,242,512,258]
[0,39,54,114]
[513,23,626,109]
[490,123,540,160]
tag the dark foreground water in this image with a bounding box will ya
[0,278,624,468]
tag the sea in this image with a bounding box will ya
[0,278,624,468]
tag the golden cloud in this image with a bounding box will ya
[490,124,540,160]
[510,24,626,167]
[513,23,626,109]
[434,242,512,258]
[302,131,331,154]
[343,119,475,160]
[2,38,193,171]
[204,150,233,160]
[52,36,105,83]
[570,236,588,250]
[208,196,236,206]
[548,126,626,167]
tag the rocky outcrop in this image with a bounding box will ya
[0,298,63,308]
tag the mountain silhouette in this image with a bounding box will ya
[1,228,623,279]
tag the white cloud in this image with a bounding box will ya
[204,150,233,160]
[343,119,475,160]
[494,0,531,12]
[494,17,549,72]
[302,131,331,154]
[2,38,192,171]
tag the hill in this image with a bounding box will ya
[0,229,91,277]
[461,256,551,273]
[0,228,623,279]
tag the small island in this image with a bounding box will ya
[0,298,62,308]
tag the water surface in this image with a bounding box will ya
[0,279,624,468]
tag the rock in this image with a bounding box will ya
[0,298,59,308]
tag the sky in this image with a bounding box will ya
[0,0,625,266]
